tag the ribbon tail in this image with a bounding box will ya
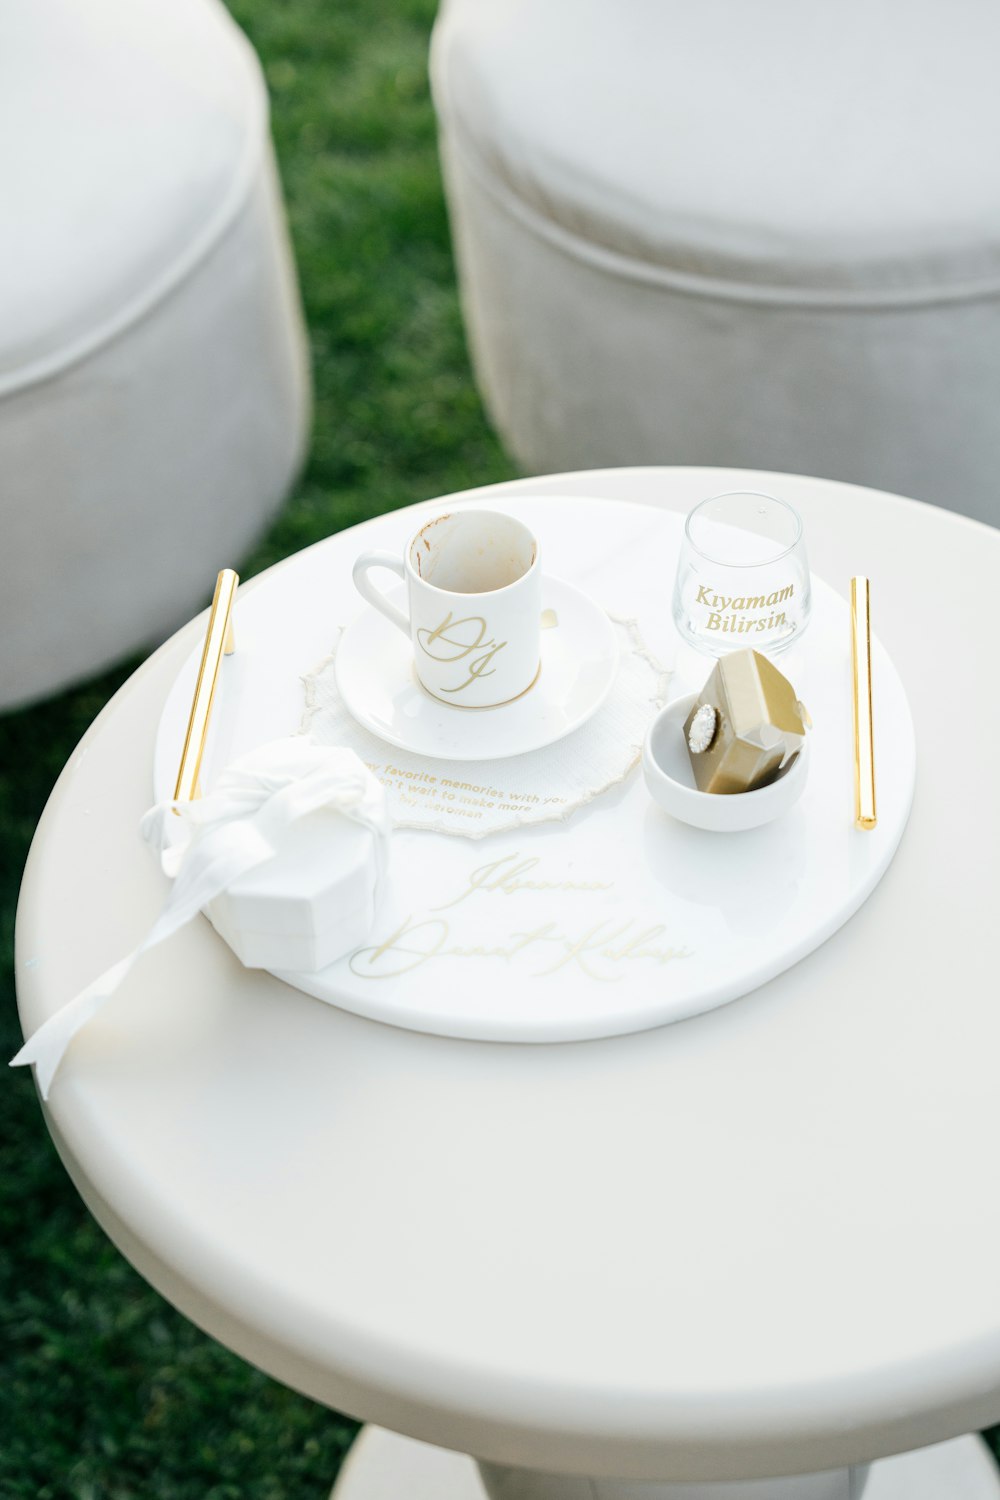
[11,743,391,1098]
[10,821,280,1099]
[10,953,137,1101]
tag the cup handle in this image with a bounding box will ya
[352,551,410,635]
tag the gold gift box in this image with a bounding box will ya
[684,649,807,795]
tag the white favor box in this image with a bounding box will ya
[205,810,382,975]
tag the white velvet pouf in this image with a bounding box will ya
[0,0,310,710]
[431,0,1000,527]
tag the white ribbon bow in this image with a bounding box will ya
[11,739,390,1099]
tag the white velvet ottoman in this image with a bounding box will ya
[431,0,1000,525]
[0,0,310,710]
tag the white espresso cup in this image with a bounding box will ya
[352,509,542,707]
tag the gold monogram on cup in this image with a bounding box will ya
[416,611,509,695]
[353,510,541,707]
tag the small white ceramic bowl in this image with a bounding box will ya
[643,693,809,832]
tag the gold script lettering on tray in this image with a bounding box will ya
[348,855,692,984]
[350,916,690,982]
[433,853,613,910]
[416,611,507,693]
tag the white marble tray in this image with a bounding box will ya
[153,495,915,1043]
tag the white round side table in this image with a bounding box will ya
[15,469,1000,1499]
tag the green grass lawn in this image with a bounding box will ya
[2,3,998,1495]
[0,3,513,1495]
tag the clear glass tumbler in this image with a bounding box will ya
[671,490,811,657]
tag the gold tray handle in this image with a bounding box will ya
[174,568,239,805]
[850,576,877,831]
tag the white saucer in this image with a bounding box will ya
[334,575,619,761]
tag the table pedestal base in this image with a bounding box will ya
[331,1426,1000,1500]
